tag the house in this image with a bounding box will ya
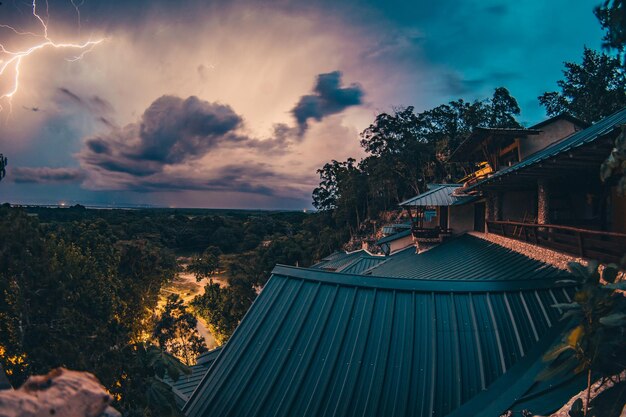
[177,111,626,417]
[460,108,626,263]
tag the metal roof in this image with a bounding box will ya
[376,228,412,245]
[184,264,577,417]
[467,107,626,191]
[368,234,571,281]
[162,347,222,408]
[312,250,370,271]
[337,256,387,274]
[399,184,476,207]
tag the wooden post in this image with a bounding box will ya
[577,231,585,258]
[537,179,550,225]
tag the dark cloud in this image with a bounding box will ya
[58,87,84,105]
[292,71,363,135]
[11,167,85,184]
[57,88,115,119]
[125,164,286,196]
[79,95,244,177]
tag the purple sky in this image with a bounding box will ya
[0,0,605,209]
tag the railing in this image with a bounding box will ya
[411,226,452,241]
[486,220,626,264]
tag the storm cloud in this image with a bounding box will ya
[11,167,85,184]
[292,71,363,135]
[79,95,244,177]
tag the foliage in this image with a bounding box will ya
[595,0,626,64]
[0,206,184,416]
[601,125,626,196]
[187,246,222,282]
[312,87,522,236]
[538,47,626,123]
[153,295,207,366]
[540,261,626,415]
[191,279,256,345]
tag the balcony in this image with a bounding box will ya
[486,220,626,264]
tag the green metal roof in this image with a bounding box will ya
[369,234,571,281]
[311,250,370,271]
[163,347,222,408]
[184,261,578,417]
[399,184,476,207]
[338,256,388,274]
[376,228,412,245]
[467,107,626,191]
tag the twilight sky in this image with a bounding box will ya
[0,0,604,209]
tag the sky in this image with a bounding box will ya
[0,0,605,209]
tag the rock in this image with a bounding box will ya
[0,368,119,417]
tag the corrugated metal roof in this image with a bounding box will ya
[337,256,387,274]
[399,184,476,207]
[382,223,412,235]
[368,234,570,281]
[312,250,369,271]
[467,107,626,191]
[162,347,222,408]
[184,264,577,417]
[376,228,412,245]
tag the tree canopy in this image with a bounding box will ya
[539,47,626,123]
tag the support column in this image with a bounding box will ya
[537,179,550,225]
[485,192,494,222]
[493,192,503,221]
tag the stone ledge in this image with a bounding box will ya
[0,368,120,417]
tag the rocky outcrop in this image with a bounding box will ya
[0,368,120,417]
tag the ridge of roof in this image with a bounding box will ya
[270,263,575,293]
[528,113,590,130]
[399,184,475,207]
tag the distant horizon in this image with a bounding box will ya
[2,200,314,212]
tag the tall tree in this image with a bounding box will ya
[539,47,626,123]
[360,106,433,197]
[153,295,207,366]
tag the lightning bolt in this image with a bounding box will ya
[0,0,105,114]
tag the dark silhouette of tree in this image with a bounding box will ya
[595,0,626,64]
[0,154,6,181]
[539,47,626,123]
[187,246,221,282]
[153,295,207,366]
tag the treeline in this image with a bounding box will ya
[0,204,350,407]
